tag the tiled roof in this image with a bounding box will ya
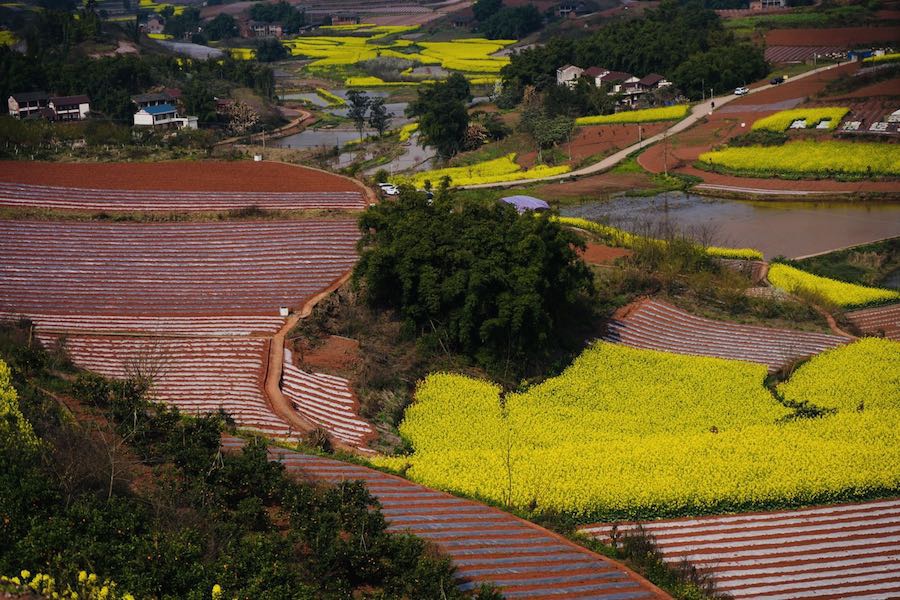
[142,103,177,115]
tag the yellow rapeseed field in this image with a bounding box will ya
[778,338,900,412]
[698,141,900,177]
[768,263,900,307]
[397,122,418,142]
[555,216,764,260]
[575,105,690,125]
[863,52,900,64]
[751,107,849,131]
[373,342,900,519]
[394,154,571,187]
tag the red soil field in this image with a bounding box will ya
[765,27,900,47]
[0,219,359,319]
[296,335,360,371]
[579,243,633,265]
[0,160,362,193]
[520,123,669,168]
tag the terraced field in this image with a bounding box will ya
[281,353,376,449]
[221,435,665,600]
[603,299,847,372]
[578,498,900,599]
[847,303,900,340]
[0,220,359,318]
[0,182,366,212]
[39,334,294,438]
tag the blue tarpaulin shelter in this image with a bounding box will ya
[500,195,551,213]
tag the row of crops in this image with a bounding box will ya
[699,140,900,177]
[751,107,849,132]
[575,105,690,125]
[392,153,571,187]
[373,338,900,521]
[768,263,900,307]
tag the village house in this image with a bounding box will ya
[556,1,590,18]
[132,91,176,110]
[556,64,584,87]
[7,91,50,119]
[247,20,284,38]
[133,103,198,129]
[331,13,361,26]
[48,95,91,121]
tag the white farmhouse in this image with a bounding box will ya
[556,64,584,87]
[133,103,198,129]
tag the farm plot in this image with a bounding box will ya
[0,161,363,193]
[578,498,900,599]
[38,334,294,438]
[765,45,844,64]
[281,353,376,449]
[847,303,900,340]
[221,436,665,600]
[603,299,847,372]
[0,182,366,212]
[0,220,359,321]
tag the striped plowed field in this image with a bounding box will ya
[281,355,375,450]
[220,435,666,600]
[603,299,846,372]
[0,160,362,193]
[0,220,359,319]
[578,498,900,599]
[0,182,366,212]
[0,312,286,336]
[847,303,900,340]
[38,334,295,438]
[765,46,843,64]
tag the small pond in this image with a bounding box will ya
[561,192,900,259]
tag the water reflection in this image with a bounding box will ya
[561,192,900,259]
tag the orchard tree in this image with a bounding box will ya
[367,97,392,138]
[346,89,371,141]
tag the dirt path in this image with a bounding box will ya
[262,270,359,452]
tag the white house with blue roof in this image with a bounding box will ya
[133,103,198,129]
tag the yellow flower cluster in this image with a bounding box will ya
[397,122,418,142]
[0,359,36,446]
[863,52,900,64]
[345,76,420,87]
[374,341,900,518]
[418,39,513,73]
[699,141,900,176]
[575,105,690,125]
[554,216,764,260]
[2,570,133,600]
[0,30,17,45]
[778,338,899,412]
[751,107,849,131]
[768,263,900,307]
[146,32,173,40]
[394,154,571,187]
[228,47,256,60]
[137,0,183,15]
[314,88,345,106]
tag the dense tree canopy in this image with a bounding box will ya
[480,4,543,40]
[354,191,595,375]
[406,73,472,160]
[500,0,768,100]
[205,13,238,41]
[249,0,306,33]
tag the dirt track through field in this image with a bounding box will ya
[221,435,667,599]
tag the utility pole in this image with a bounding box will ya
[701,79,705,102]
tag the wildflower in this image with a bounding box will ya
[78,571,87,583]
[212,583,223,599]
[21,570,30,580]
[88,574,97,584]
[98,585,110,599]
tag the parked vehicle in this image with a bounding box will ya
[734,86,749,96]
[379,184,399,196]
[770,76,785,85]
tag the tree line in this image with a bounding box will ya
[500,0,768,101]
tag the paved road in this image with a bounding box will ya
[462,61,851,190]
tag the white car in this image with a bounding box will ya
[734,86,749,96]
[378,183,399,196]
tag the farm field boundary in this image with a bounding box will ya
[578,497,900,599]
[603,298,847,372]
[221,435,667,600]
